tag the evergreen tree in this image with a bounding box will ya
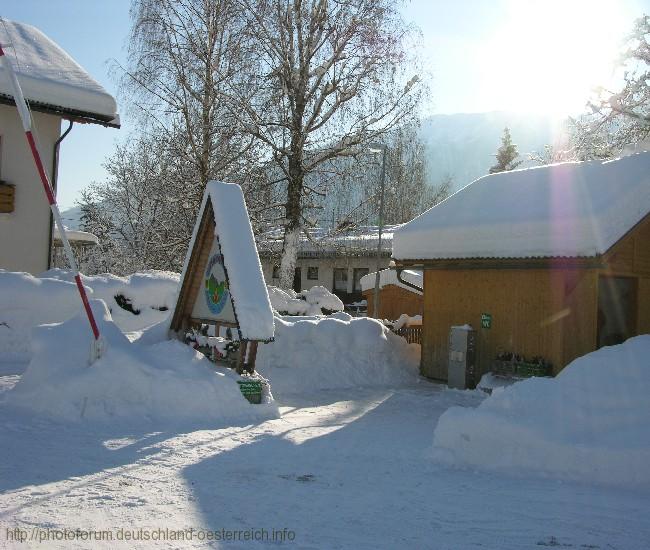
[489,127,523,174]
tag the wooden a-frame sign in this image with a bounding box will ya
[170,181,275,373]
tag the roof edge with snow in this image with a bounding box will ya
[393,153,650,263]
[0,19,119,128]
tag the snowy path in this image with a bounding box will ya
[1,380,649,549]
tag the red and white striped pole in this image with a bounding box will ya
[0,44,102,352]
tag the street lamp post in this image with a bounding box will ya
[369,143,387,319]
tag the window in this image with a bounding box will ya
[353,268,369,292]
[307,266,319,280]
[272,265,280,279]
[333,268,348,292]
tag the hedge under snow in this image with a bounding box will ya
[0,269,178,361]
[4,300,278,424]
[267,285,344,316]
[431,335,650,488]
[256,313,420,397]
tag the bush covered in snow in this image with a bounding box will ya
[256,313,420,397]
[432,336,650,488]
[42,269,179,331]
[4,300,278,424]
[267,285,344,316]
[0,270,179,362]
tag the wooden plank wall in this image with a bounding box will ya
[363,285,423,320]
[422,268,568,380]
[602,213,650,337]
[560,270,598,370]
[418,215,650,381]
[170,202,215,333]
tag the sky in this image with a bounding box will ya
[1,0,648,209]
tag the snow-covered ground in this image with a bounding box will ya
[433,335,650,488]
[1,269,649,548]
[1,381,649,549]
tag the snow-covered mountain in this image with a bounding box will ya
[421,111,566,191]
[59,205,83,230]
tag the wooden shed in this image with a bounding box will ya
[360,268,423,320]
[392,153,650,382]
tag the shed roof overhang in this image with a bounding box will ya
[393,256,605,271]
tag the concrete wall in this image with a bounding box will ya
[0,105,61,273]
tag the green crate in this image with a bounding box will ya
[237,380,263,404]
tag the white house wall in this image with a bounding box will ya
[262,256,391,296]
[0,104,60,273]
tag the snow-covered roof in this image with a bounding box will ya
[0,19,119,127]
[52,227,98,245]
[393,153,650,261]
[258,225,398,258]
[178,181,274,341]
[360,269,422,294]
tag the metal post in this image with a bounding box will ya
[373,145,387,318]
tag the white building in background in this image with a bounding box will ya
[258,226,397,303]
[0,19,119,274]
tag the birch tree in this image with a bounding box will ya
[122,0,255,189]
[234,0,422,288]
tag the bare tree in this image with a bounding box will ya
[122,0,256,187]
[382,123,448,224]
[528,143,580,166]
[574,14,650,158]
[233,0,422,288]
[79,132,200,273]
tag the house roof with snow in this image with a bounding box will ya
[0,19,119,127]
[360,269,422,294]
[52,227,98,246]
[258,225,398,259]
[393,153,650,262]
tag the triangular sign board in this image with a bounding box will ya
[170,181,275,344]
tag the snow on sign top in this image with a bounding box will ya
[179,181,275,341]
[393,153,650,261]
[0,19,118,124]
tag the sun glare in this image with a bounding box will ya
[479,0,631,117]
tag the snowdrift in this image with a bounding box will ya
[4,300,278,424]
[432,336,650,488]
[256,313,420,396]
[0,270,178,362]
[42,269,179,332]
[0,271,86,362]
[267,285,344,316]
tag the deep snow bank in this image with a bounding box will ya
[0,270,179,362]
[432,336,650,488]
[0,271,86,361]
[42,269,179,332]
[256,313,420,396]
[4,300,278,424]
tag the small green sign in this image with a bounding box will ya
[481,313,492,329]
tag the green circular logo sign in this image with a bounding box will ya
[204,253,229,315]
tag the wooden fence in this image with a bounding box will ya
[393,325,422,345]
